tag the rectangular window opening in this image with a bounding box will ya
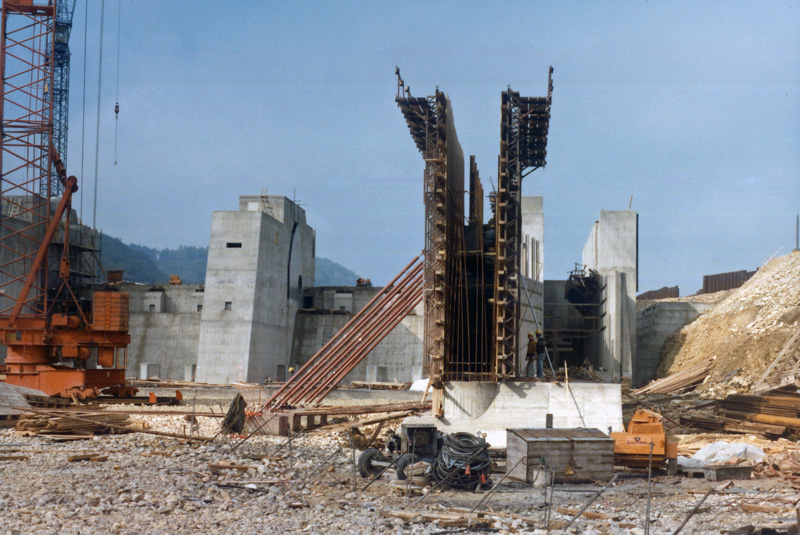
[197,304,203,312]
[226,242,242,248]
[224,301,232,311]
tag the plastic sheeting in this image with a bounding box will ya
[678,441,765,468]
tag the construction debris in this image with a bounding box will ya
[632,360,714,395]
[16,411,133,436]
[656,251,800,395]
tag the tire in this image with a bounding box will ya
[357,448,382,478]
[396,453,421,480]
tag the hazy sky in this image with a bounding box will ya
[65,1,799,294]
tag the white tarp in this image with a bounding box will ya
[677,441,765,468]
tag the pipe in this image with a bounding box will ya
[276,263,422,406]
[309,285,423,405]
[263,256,421,409]
[289,273,423,406]
[279,269,423,407]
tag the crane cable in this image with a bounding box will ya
[92,0,106,231]
[79,0,88,224]
[113,0,121,165]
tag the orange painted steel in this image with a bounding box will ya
[264,258,422,410]
[282,269,422,407]
[295,273,422,406]
[279,268,422,408]
[263,255,422,409]
[308,284,423,405]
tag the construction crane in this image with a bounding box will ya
[47,0,76,197]
[0,0,132,399]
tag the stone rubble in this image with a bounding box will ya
[1,400,798,534]
[656,251,800,395]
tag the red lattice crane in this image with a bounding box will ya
[0,0,131,398]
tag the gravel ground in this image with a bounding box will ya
[1,399,798,534]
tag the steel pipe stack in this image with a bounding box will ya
[262,256,424,410]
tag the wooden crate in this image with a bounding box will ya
[507,428,615,484]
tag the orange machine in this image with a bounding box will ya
[0,2,133,399]
[611,408,678,473]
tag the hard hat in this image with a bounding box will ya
[528,332,534,337]
[288,367,295,373]
[535,329,542,336]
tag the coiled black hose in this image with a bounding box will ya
[431,432,491,490]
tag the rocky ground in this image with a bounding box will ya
[1,398,799,534]
[656,251,800,395]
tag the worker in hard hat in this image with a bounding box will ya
[535,330,546,379]
[525,332,537,378]
[288,367,295,380]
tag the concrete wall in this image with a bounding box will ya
[290,288,424,384]
[634,301,714,387]
[123,283,204,381]
[196,196,315,384]
[582,210,638,378]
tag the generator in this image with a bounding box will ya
[357,423,442,479]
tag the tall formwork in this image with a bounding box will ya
[493,70,554,379]
[396,68,553,415]
[395,74,464,414]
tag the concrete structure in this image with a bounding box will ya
[122,282,204,381]
[195,196,315,384]
[582,210,638,379]
[521,196,544,281]
[291,286,424,383]
[405,381,623,448]
[635,301,714,387]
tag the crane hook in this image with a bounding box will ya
[114,102,119,118]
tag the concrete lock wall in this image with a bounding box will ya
[124,283,203,380]
[195,196,315,384]
[634,301,714,387]
[582,210,638,379]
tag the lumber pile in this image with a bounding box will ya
[16,411,132,436]
[679,393,800,437]
[631,360,713,395]
[349,381,411,390]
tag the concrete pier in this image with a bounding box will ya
[406,380,623,448]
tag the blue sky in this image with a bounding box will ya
[66,1,799,294]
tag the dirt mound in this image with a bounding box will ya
[656,251,800,396]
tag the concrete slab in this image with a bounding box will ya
[404,380,623,448]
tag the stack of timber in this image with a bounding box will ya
[245,401,430,436]
[631,360,713,396]
[750,328,800,394]
[16,411,132,436]
[348,381,411,390]
[679,392,800,437]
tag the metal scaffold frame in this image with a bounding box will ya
[0,0,56,316]
[493,69,553,380]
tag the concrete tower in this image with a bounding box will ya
[195,195,315,384]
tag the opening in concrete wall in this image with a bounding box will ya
[226,242,242,248]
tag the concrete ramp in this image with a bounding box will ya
[406,381,623,448]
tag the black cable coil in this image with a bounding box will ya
[431,432,492,490]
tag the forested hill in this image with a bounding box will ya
[100,235,360,286]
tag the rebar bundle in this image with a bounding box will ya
[262,256,423,410]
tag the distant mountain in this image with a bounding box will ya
[315,257,361,286]
[100,234,166,284]
[128,243,207,284]
[99,235,359,287]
